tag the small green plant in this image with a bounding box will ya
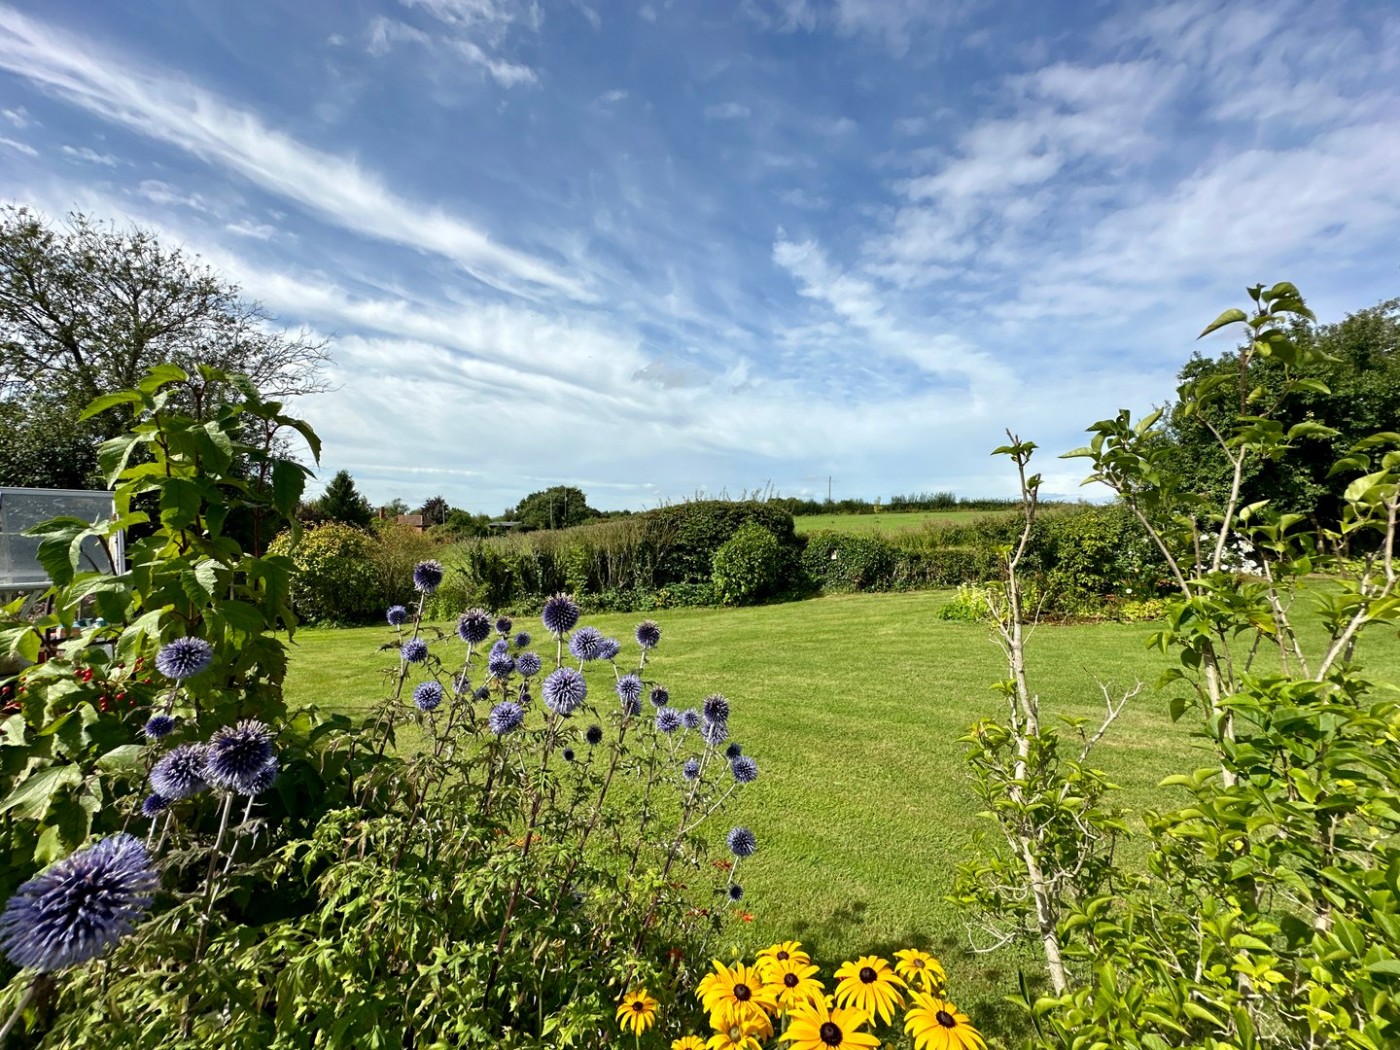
[711,521,784,605]
[270,520,381,624]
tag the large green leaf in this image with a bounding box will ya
[0,764,82,820]
[1198,307,1247,338]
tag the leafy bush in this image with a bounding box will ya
[800,531,899,592]
[711,521,784,604]
[269,521,381,625]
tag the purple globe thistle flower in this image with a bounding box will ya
[400,638,428,663]
[474,686,491,702]
[597,637,621,661]
[541,667,587,715]
[616,674,643,705]
[140,794,169,819]
[681,708,702,730]
[727,827,757,858]
[541,593,580,637]
[655,708,682,734]
[513,631,532,649]
[456,608,492,645]
[413,681,444,711]
[585,725,604,746]
[488,701,524,736]
[0,834,158,972]
[621,696,641,718]
[245,756,279,795]
[635,620,661,650]
[649,686,669,708]
[452,673,472,696]
[568,626,606,662]
[386,605,408,627]
[517,683,532,704]
[488,650,516,678]
[150,743,208,800]
[413,560,444,594]
[682,757,701,780]
[562,747,575,762]
[728,883,744,902]
[142,714,175,741]
[701,719,729,747]
[702,693,730,724]
[725,742,743,760]
[731,756,758,784]
[154,637,213,681]
[204,720,276,795]
[495,616,513,636]
[515,651,542,678]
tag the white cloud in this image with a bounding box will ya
[393,0,541,85]
[0,135,35,156]
[704,102,751,121]
[225,219,278,240]
[0,6,586,300]
[2,106,30,127]
[60,144,119,165]
[599,89,628,104]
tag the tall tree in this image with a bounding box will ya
[510,485,598,531]
[419,495,450,527]
[316,470,373,529]
[0,206,329,489]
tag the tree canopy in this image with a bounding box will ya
[510,485,599,531]
[315,470,374,529]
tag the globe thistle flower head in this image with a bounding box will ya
[680,708,702,730]
[682,757,701,780]
[562,747,575,762]
[649,686,669,708]
[597,637,621,662]
[155,637,213,681]
[488,650,516,678]
[474,686,492,702]
[140,794,169,819]
[725,742,743,760]
[635,620,661,650]
[0,833,158,972]
[400,638,428,663]
[655,708,682,734]
[541,593,580,637]
[620,696,641,718]
[452,673,472,696]
[513,631,532,649]
[731,756,759,784]
[585,724,604,746]
[488,701,524,736]
[701,719,729,747]
[518,683,532,704]
[515,651,542,678]
[413,681,444,711]
[456,609,492,645]
[205,720,276,795]
[142,714,175,741]
[616,674,643,705]
[542,667,587,715]
[569,626,606,662]
[728,883,744,902]
[702,693,730,724]
[150,743,208,800]
[412,560,444,594]
[245,756,279,796]
[495,616,513,636]
[727,827,757,858]
[386,605,408,627]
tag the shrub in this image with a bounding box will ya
[368,522,443,610]
[270,521,381,624]
[800,530,899,591]
[711,521,783,604]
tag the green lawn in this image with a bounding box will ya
[791,508,1011,534]
[282,587,1400,1033]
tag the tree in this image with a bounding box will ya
[419,495,450,527]
[316,470,373,528]
[510,485,598,531]
[0,206,329,488]
[380,498,410,517]
[1162,295,1400,534]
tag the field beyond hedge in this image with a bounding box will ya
[791,508,1013,534]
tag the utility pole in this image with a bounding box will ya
[827,476,832,504]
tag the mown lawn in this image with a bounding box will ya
[282,586,1400,1033]
[791,508,1011,534]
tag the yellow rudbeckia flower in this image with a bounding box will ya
[673,1037,707,1050]
[904,992,987,1050]
[893,948,948,993]
[697,960,780,1019]
[768,956,826,1012]
[833,955,906,1025]
[706,1005,767,1050]
[616,989,659,1036]
[779,997,880,1050]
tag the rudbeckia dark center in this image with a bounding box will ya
[936,1009,956,1028]
[776,950,789,960]
[912,959,925,968]
[632,1003,645,1014]
[784,973,798,987]
[733,983,751,1002]
[859,966,877,983]
[819,1021,843,1046]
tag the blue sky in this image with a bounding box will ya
[2,0,1398,513]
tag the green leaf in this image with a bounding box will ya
[1199,308,1248,338]
[79,389,142,421]
[0,764,82,820]
[159,477,203,531]
[136,363,188,393]
[97,433,141,486]
[271,458,307,519]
